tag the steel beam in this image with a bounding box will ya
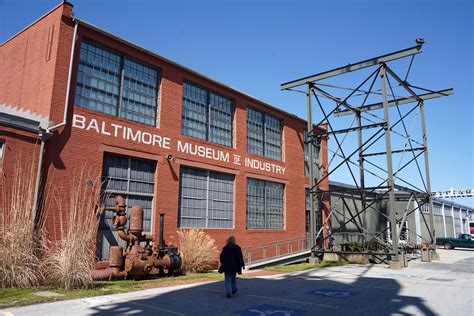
[315,186,391,195]
[362,146,425,158]
[334,89,453,116]
[420,100,436,244]
[307,83,317,256]
[316,123,386,136]
[381,66,399,260]
[357,113,369,242]
[281,45,422,89]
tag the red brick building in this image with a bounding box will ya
[0,2,329,261]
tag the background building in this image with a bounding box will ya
[329,181,473,247]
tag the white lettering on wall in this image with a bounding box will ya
[72,114,285,175]
[244,157,285,175]
[72,114,171,149]
[72,114,86,129]
[86,119,100,133]
[177,141,229,163]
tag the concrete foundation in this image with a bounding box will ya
[389,259,403,270]
[402,254,408,267]
[431,251,440,261]
[421,247,432,262]
[323,253,369,264]
[308,256,320,264]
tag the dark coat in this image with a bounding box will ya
[218,244,245,275]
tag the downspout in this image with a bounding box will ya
[31,128,52,229]
[32,21,78,227]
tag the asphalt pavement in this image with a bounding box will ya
[1,248,473,315]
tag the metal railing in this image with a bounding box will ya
[242,235,311,268]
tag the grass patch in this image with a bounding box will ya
[0,272,221,309]
[263,260,348,273]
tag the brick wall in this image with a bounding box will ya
[0,3,73,120]
[0,126,41,218]
[1,3,330,254]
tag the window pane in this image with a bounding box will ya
[179,167,208,228]
[247,178,284,230]
[209,92,233,147]
[121,58,159,126]
[179,166,234,228]
[182,82,234,147]
[182,82,208,141]
[247,107,282,160]
[264,114,282,160]
[208,171,234,228]
[265,181,284,229]
[247,108,264,156]
[75,41,160,127]
[76,41,120,116]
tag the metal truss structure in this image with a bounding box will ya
[281,40,453,263]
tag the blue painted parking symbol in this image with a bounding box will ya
[309,288,355,298]
[234,304,304,316]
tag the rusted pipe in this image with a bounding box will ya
[114,195,126,210]
[129,205,143,234]
[91,268,117,280]
[111,267,127,279]
[98,200,181,280]
[113,215,127,228]
[93,268,114,281]
[93,267,128,281]
[149,267,162,275]
[154,255,171,268]
[138,234,154,243]
[104,195,126,214]
[117,228,137,243]
[109,246,124,267]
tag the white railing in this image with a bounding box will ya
[242,235,311,268]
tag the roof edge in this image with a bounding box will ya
[0,1,73,47]
[73,17,325,131]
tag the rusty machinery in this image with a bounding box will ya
[94,195,182,280]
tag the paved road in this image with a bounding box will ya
[2,249,473,315]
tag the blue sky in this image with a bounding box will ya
[1,0,473,207]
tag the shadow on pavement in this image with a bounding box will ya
[88,266,436,316]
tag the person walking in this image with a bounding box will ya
[218,236,245,298]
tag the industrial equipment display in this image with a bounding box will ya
[281,39,452,267]
[93,195,182,280]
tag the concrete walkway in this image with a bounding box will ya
[1,249,473,315]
